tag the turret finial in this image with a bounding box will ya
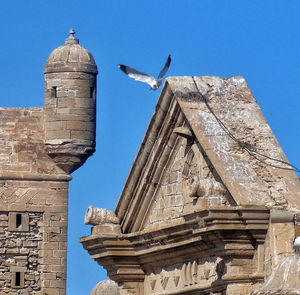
[65,28,79,45]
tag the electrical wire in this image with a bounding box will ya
[191,76,300,174]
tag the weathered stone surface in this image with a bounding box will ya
[90,279,120,295]
[170,76,300,211]
[84,206,120,225]
[0,30,97,295]
[44,29,97,174]
[81,76,300,295]
[253,254,300,295]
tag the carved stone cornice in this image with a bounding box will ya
[80,207,269,287]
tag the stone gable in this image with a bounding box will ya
[81,76,300,295]
[141,127,232,231]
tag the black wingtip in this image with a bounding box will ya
[166,55,172,66]
[118,64,128,74]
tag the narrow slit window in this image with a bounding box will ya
[16,213,22,228]
[11,270,24,288]
[8,212,29,232]
[51,86,57,98]
[15,272,21,287]
[90,87,94,98]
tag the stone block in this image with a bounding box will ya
[58,242,67,250]
[50,205,68,213]
[45,130,71,141]
[66,121,88,131]
[23,240,37,247]
[70,130,94,140]
[40,273,56,280]
[45,121,66,131]
[40,257,61,265]
[42,288,59,295]
[49,220,67,227]
[46,198,67,206]
[6,248,19,254]
[0,214,8,221]
[19,248,30,254]
[49,279,65,288]
[53,250,66,258]
[37,265,51,272]
[38,242,59,250]
[49,232,67,242]
[39,250,54,257]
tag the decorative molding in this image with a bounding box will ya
[150,279,156,290]
[173,275,180,287]
[161,277,169,290]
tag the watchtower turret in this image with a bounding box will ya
[44,29,98,173]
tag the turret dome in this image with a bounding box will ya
[90,279,120,295]
[44,29,97,74]
[43,29,98,174]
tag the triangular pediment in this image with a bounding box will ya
[115,76,300,234]
[140,126,234,231]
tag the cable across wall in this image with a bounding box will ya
[192,76,300,174]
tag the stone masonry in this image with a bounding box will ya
[81,76,300,294]
[0,30,97,295]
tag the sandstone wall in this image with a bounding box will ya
[0,108,70,295]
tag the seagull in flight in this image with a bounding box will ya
[118,55,171,90]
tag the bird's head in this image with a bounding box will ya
[151,81,161,90]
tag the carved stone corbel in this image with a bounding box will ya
[183,176,227,200]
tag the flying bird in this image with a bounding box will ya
[118,55,171,90]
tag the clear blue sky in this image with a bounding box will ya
[1,1,300,294]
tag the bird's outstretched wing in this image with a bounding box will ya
[157,55,171,80]
[118,64,157,88]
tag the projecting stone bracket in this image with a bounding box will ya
[45,143,95,174]
[182,176,227,200]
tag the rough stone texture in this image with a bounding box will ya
[0,212,42,293]
[0,30,97,295]
[81,76,300,295]
[253,254,300,295]
[0,109,70,295]
[143,136,230,231]
[171,76,300,211]
[44,29,97,174]
[90,279,120,295]
[84,206,121,235]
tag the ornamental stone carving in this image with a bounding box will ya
[144,257,224,294]
[80,76,300,295]
[84,206,121,234]
[182,143,229,210]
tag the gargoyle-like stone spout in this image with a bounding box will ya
[84,206,120,225]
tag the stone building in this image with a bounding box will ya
[0,30,97,294]
[80,76,300,294]
[1,29,300,295]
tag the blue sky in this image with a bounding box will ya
[1,1,300,294]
